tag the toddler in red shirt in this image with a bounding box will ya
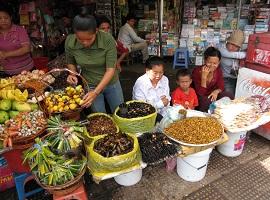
[172,69,198,109]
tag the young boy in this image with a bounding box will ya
[172,69,198,109]
[132,56,170,116]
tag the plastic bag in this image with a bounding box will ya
[86,133,142,181]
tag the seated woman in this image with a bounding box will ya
[132,56,170,117]
[192,47,233,112]
[96,15,129,72]
[0,4,33,75]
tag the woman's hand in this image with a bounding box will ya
[201,66,210,80]
[208,89,221,102]
[161,95,169,106]
[81,91,98,108]
[67,74,78,85]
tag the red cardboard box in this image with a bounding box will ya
[246,32,270,74]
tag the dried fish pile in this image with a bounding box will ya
[94,133,134,157]
[87,115,117,136]
[138,132,179,165]
[164,117,223,145]
[117,102,155,118]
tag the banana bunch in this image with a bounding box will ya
[0,78,15,90]
[0,88,28,102]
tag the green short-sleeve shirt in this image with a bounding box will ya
[65,31,118,86]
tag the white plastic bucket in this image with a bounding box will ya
[217,131,247,157]
[177,148,213,182]
[114,169,142,186]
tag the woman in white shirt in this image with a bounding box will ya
[132,56,170,117]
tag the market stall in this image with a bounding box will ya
[1,64,270,198]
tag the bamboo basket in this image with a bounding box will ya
[113,100,157,134]
[36,68,89,121]
[33,165,86,196]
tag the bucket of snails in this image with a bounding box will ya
[164,112,223,182]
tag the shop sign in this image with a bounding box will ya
[252,49,270,67]
[236,67,270,100]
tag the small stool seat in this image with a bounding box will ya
[14,173,43,200]
[173,48,189,69]
[53,184,88,200]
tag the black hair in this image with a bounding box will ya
[96,15,111,28]
[126,13,136,21]
[145,56,165,69]
[0,3,13,17]
[204,47,221,60]
[176,69,191,80]
[73,7,96,33]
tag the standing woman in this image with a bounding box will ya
[192,47,233,112]
[0,4,33,75]
[65,8,124,113]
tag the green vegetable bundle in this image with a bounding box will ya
[47,115,89,153]
[23,137,86,186]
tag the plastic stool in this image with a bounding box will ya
[53,184,88,200]
[173,48,189,69]
[14,173,44,200]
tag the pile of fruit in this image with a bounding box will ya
[86,115,118,136]
[23,138,86,186]
[94,132,134,157]
[0,78,29,102]
[0,110,46,148]
[11,70,55,84]
[0,99,39,124]
[47,115,88,153]
[0,88,28,102]
[0,78,15,89]
[117,102,156,118]
[45,85,84,113]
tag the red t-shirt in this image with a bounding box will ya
[171,87,198,109]
[192,66,224,96]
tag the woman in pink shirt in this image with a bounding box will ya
[0,5,33,75]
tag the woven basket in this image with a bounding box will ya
[33,162,86,195]
[36,68,89,121]
[86,113,119,138]
[113,100,157,134]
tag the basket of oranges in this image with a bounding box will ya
[37,68,89,120]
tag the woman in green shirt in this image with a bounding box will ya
[65,8,124,113]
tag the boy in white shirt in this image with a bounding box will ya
[132,56,170,117]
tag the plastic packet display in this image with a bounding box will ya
[212,96,270,133]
